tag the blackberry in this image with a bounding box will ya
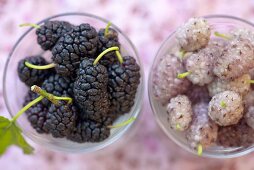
[186,102,218,149]
[41,74,73,106]
[18,55,51,86]
[74,59,110,122]
[166,95,192,131]
[208,91,244,126]
[208,74,251,97]
[67,118,111,143]
[213,38,254,80]
[44,101,78,138]
[153,54,191,104]
[184,45,222,85]
[36,21,73,50]
[185,85,210,104]
[217,119,254,147]
[23,91,49,134]
[52,23,99,76]
[107,56,140,120]
[97,28,120,66]
[175,17,211,52]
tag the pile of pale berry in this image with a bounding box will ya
[17,20,140,143]
[152,17,254,153]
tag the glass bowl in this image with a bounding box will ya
[3,12,144,153]
[148,15,254,158]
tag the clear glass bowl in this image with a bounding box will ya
[3,12,144,153]
[148,15,254,158]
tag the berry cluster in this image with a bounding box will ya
[17,20,141,143]
[153,17,254,154]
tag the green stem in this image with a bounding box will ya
[248,80,254,84]
[115,50,123,64]
[214,31,231,40]
[31,85,73,105]
[177,71,191,79]
[11,96,44,122]
[220,101,227,108]
[31,85,59,105]
[19,23,40,29]
[197,144,203,156]
[104,22,112,37]
[176,123,181,130]
[25,62,56,70]
[93,46,120,65]
[179,49,186,59]
[54,96,72,104]
[108,117,136,128]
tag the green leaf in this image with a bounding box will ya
[0,116,34,155]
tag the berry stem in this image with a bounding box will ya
[104,22,112,37]
[214,31,231,40]
[108,117,136,128]
[176,123,181,130]
[31,85,73,105]
[248,80,254,84]
[220,101,227,108]
[115,50,123,64]
[197,144,203,156]
[93,46,121,65]
[25,62,56,70]
[54,96,72,104]
[11,96,44,122]
[179,49,186,59]
[177,71,191,79]
[19,23,40,29]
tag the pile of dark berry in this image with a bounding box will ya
[18,20,141,143]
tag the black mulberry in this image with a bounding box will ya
[67,119,111,143]
[41,74,73,106]
[44,101,78,138]
[74,59,110,122]
[107,56,140,120]
[36,21,73,50]
[52,24,99,76]
[97,28,120,66]
[18,56,51,86]
[23,91,49,134]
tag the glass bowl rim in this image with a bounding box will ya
[3,12,144,153]
[148,14,254,158]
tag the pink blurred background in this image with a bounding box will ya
[1,0,254,169]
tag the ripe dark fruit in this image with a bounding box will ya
[97,24,120,66]
[18,56,51,86]
[74,59,110,122]
[108,56,140,119]
[44,101,78,138]
[36,21,73,50]
[41,74,73,106]
[67,119,110,143]
[52,23,99,76]
[23,91,49,134]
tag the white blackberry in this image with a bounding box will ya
[231,28,254,46]
[185,45,222,85]
[153,54,191,104]
[175,17,211,52]
[166,95,193,131]
[208,74,251,97]
[186,102,218,149]
[213,38,254,80]
[245,106,254,129]
[208,91,244,126]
